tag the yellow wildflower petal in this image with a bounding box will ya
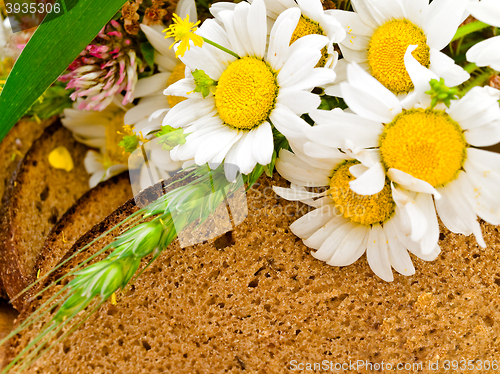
[48,146,74,172]
[163,13,204,57]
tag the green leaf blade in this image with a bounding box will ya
[0,0,127,142]
[451,20,490,42]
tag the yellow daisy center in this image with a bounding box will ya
[167,62,187,108]
[105,111,129,166]
[215,56,278,130]
[367,19,430,94]
[329,161,395,226]
[290,15,329,67]
[379,109,467,187]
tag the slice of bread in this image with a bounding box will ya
[28,172,133,304]
[0,117,56,297]
[7,175,500,373]
[0,121,90,309]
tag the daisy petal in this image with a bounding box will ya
[402,45,436,108]
[140,24,176,61]
[448,86,500,130]
[276,149,331,187]
[327,225,368,266]
[267,8,301,70]
[392,185,427,242]
[134,73,170,98]
[350,0,378,28]
[247,0,267,58]
[89,170,106,189]
[466,37,500,71]
[270,103,311,141]
[343,62,402,122]
[250,121,274,166]
[290,205,336,239]
[429,49,470,87]
[468,0,500,28]
[210,2,237,19]
[424,0,468,51]
[218,8,247,57]
[415,192,440,255]
[384,220,415,276]
[465,120,500,147]
[400,0,428,28]
[388,168,441,198]
[194,127,241,165]
[273,186,327,202]
[176,0,197,20]
[467,147,500,175]
[313,221,355,262]
[435,173,486,247]
[308,109,383,149]
[278,49,323,88]
[349,161,385,195]
[366,225,394,282]
[277,89,321,115]
[327,9,374,36]
[162,97,216,128]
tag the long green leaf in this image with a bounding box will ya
[451,20,490,42]
[0,0,127,142]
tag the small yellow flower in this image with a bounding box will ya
[163,13,204,58]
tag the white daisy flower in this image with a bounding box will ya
[62,99,181,189]
[326,0,470,96]
[83,150,129,189]
[308,47,500,248]
[466,0,500,71]
[62,101,130,188]
[160,0,336,175]
[273,145,440,282]
[211,0,346,70]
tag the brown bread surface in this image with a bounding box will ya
[7,175,500,373]
[0,122,90,309]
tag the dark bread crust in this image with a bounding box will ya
[0,117,56,297]
[8,174,500,373]
[0,121,89,309]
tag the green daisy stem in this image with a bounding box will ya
[202,37,240,59]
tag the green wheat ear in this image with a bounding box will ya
[3,163,251,373]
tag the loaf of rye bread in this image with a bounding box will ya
[0,121,90,309]
[7,174,500,373]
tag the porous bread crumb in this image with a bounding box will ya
[8,175,500,373]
